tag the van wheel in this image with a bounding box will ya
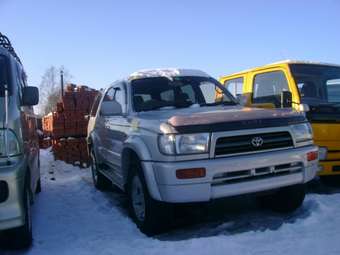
[127,161,172,236]
[10,183,33,249]
[90,149,111,190]
[259,184,306,213]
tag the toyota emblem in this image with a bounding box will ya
[251,137,264,147]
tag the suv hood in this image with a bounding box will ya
[136,106,306,133]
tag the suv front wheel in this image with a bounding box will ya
[127,161,172,236]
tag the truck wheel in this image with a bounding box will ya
[127,162,172,236]
[10,183,33,249]
[259,184,306,213]
[90,149,111,191]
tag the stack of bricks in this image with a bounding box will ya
[42,84,100,168]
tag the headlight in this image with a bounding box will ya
[0,129,21,157]
[159,133,210,155]
[291,123,313,143]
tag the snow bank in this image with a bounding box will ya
[2,149,340,255]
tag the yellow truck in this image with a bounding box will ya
[219,60,340,177]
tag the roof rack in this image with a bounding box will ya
[0,32,22,64]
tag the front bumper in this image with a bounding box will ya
[318,160,340,176]
[142,145,319,203]
[0,158,26,231]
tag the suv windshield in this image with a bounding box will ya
[0,55,10,97]
[290,64,340,105]
[131,76,236,112]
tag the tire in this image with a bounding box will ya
[35,179,42,194]
[10,183,33,249]
[90,149,111,190]
[127,161,172,236]
[259,184,306,213]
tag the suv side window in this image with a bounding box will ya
[200,81,217,104]
[225,78,244,98]
[103,85,125,114]
[252,71,289,107]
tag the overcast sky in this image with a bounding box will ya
[1,0,340,90]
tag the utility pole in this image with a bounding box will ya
[60,69,64,98]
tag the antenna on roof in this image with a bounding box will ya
[0,32,22,64]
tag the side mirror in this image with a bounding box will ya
[100,100,122,116]
[22,86,39,106]
[280,91,292,108]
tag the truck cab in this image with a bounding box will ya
[220,60,340,177]
[0,33,40,248]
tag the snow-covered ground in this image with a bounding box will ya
[2,149,340,255]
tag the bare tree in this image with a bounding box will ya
[38,66,72,115]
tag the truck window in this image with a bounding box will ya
[327,79,340,103]
[290,64,340,104]
[225,78,244,98]
[252,71,289,107]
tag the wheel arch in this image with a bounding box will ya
[121,140,162,201]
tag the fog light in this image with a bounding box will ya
[307,151,318,161]
[176,168,206,179]
[319,147,328,160]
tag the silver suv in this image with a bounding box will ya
[88,68,319,235]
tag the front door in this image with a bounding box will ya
[101,84,128,188]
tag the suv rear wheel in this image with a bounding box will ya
[127,161,172,236]
[90,149,111,190]
[259,184,306,213]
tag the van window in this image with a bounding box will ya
[0,55,11,96]
[252,71,289,107]
[225,78,244,98]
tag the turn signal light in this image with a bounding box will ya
[176,168,206,179]
[307,151,318,161]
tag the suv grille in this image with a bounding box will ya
[212,162,303,186]
[215,132,293,156]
